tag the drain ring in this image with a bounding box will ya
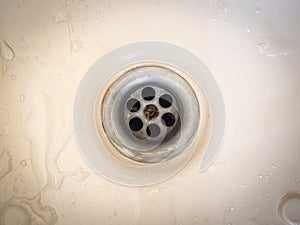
[73,41,225,186]
[100,63,198,163]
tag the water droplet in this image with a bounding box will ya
[194,216,199,222]
[241,184,248,188]
[96,10,104,20]
[229,206,235,211]
[277,192,300,225]
[266,175,269,179]
[257,38,292,58]
[211,184,216,188]
[1,65,8,77]
[258,174,263,179]
[178,0,184,6]
[11,75,16,80]
[272,165,277,170]
[113,209,118,216]
[52,13,68,24]
[209,16,217,23]
[71,40,83,52]
[19,95,25,102]
[258,39,270,50]
[241,203,246,207]
[254,7,260,14]
[71,167,89,182]
[257,195,261,199]
[0,39,15,61]
[20,160,27,167]
[13,187,18,193]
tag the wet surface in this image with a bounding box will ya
[0,0,300,224]
[0,40,15,61]
[0,194,58,225]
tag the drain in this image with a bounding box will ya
[101,64,198,163]
[142,87,155,100]
[124,85,180,142]
[129,117,143,131]
[146,123,161,137]
[126,98,140,112]
[159,94,173,108]
[73,41,225,186]
[161,113,176,127]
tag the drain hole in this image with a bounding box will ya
[159,94,173,108]
[146,124,161,137]
[129,117,143,131]
[142,87,155,101]
[161,113,176,127]
[126,98,140,112]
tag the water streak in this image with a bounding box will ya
[0,151,13,181]
[1,65,8,77]
[0,194,58,225]
[52,1,85,53]
[41,92,89,191]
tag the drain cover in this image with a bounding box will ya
[73,42,225,186]
[101,64,199,163]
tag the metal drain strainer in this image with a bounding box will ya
[73,42,225,186]
[101,64,199,163]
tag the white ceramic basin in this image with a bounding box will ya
[0,0,300,225]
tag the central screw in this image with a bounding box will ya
[144,104,159,120]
